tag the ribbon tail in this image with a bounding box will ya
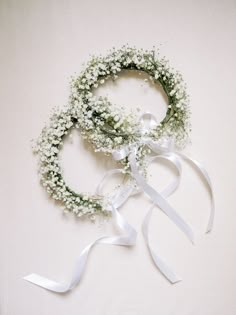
[23,206,137,293]
[177,153,215,233]
[129,152,196,244]
[23,273,71,293]
[147,153,182,198]
[142,207,182,284]
[23,236,104,293]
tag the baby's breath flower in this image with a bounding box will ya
[34,46,190,219]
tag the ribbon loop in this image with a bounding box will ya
[139,112,158,134]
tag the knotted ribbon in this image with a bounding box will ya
[23,113,214,291]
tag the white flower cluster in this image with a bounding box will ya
[34,46,190,219]
[70,96,140,154]
[33,107,105,218]
[70,46,190,151]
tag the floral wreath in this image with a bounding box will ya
[33,46,191,219]
[25,46,214,291]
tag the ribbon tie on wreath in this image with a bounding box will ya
[111,112,214,282]
[24,113,215,292]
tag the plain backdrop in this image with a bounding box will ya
[0,0,236,314]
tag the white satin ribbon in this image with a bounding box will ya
[110,113,215,282]
[112,112,214,236]
[24,112,215,291]
[23,184,137,293]
[142,207,182,283]
[141,153,183,283]
[128,150,196,244]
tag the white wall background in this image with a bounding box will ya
[0,0,236,314]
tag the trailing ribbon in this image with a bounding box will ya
[23,113,215,291]
[23,184,137,293]
[112,140,214,283]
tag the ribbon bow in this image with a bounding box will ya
[23,113,214,292]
